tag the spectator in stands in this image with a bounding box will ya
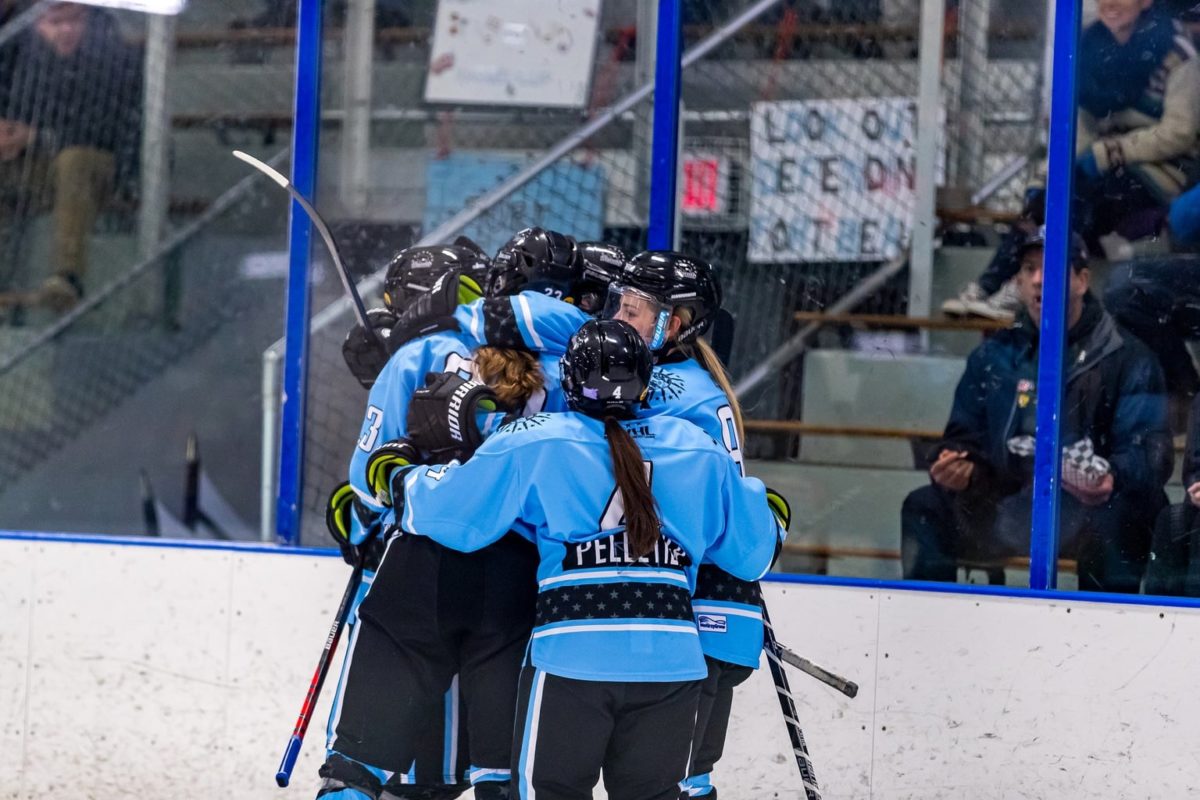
[1144,391,1200,595]
[903,228,1173,593]
[1074,0,1200,251]
[0,2,142,313]
[943,0,1200,321]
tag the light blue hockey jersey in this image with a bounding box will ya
[349,331,476,545]
[447,294,767,667]
[453,291,590,355]
[350,326,569,543]
[396,412,784,683]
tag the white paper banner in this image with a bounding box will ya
[749,97,942,263]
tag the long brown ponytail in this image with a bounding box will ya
[603,415,662,559]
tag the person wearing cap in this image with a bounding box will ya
[902,227,1173,592]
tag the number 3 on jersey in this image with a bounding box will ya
[357,405,383,452]
[716,404,745,476]
[599,461,654,529]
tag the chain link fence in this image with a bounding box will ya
[285,0,1049,549]
[0,1,305,533]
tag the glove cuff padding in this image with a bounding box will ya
[342,308,397,389]
[406,371,507,461]
[364,440,420,505]
[765,486,791,533]
[326,480,356,542]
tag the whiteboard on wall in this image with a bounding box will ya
[424,0,602,108]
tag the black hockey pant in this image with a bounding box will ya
[511,665,702,800]
[679,656,753,798]
[330,533,538,797]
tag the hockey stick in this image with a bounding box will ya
[231,150,380,344]
[275,558,365,787]
[762,602,821,800]
[776,644,859,699]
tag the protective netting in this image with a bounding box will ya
[0,1,302,532]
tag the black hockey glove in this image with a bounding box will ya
[406,371,508,462]
[342,308,398,389]
[390,269,485,351]
[364,439,422,507]
[325,481,385,569]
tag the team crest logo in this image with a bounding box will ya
[648,369,686,403]
[499,413,551,434]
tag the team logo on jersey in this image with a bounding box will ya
[563,532,692,570]
[498,413,551,434]
[696,614,727,633]
[623,423,656,439]
[647,369,686,403]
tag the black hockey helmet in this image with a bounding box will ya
[382,240,491,311]
[601,251,722,351]
[560,319,653,419]
[574,241,627,314]
[486,227,582,300]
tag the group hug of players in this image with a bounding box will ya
[315,228,792,800]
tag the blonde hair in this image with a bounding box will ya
[472,346,545,409]
[673,308,744,445]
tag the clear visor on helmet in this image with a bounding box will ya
[602,284,672,351]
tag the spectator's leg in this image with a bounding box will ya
[49,146,115,294]
[976,225,1026,296]
[1145,502,1198,596]
[0,152,51,291]
[1075,495,1161,593]
[901,484,961,582]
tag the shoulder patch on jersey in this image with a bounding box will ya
[497,413,553,434]
[647,368,687,403]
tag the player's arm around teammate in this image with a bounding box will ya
[377,320,785,800]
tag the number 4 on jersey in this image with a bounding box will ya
[598,461,654,529]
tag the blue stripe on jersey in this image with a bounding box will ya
[537,568,691,590]
[530,620,704,682]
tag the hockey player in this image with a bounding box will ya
[368,319,789,800]
[341,239,491,391]
[320,248,551,800]
[600,252,754,800]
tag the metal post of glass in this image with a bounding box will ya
[276,0,324,545]
[1029,0,1082,589]
[647,0,684,250]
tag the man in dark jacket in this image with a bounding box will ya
[902,228,1173,592]
[0,2,142,312]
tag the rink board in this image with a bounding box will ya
[2,536,1199,799]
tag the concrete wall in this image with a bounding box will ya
[2,535,1198,799]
